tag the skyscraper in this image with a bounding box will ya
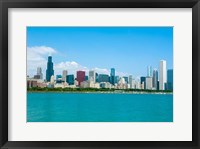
[85,76,88,81]
[33,75,41,79]
[67,74,74,85]
[128,75,133,88]
[89,70,96,82]
[77,71,85,86]
[159,60,167,90]
[62,70,68,82]
[167,69,173,91]
[56,75,62,83]
[152,69,158,90]
[145,77,153,90]
[115,76,119,84]
[96,73,99,82]
[123,76,128,84]
[110,68,115,85]
[56,75,62,80]
[140,76,146,89]
[147,66,152,77]
[98,74,109,82]
[37,67,43,79]
[50,75,54,84]
[46,56,54,82]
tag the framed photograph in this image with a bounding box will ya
[0,0,199,148]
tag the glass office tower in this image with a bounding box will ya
[46,56,54,82]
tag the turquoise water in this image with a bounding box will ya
[27,93,173,122]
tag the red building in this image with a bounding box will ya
[76,71,85,86]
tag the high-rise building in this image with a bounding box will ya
[140,76,146,84]
[62,70,68,82]
[146,77,153,90]
[37,67,43,79]
[100,82,111,88]
[96,73,99,82]
[50,75,54,84]
[123,76,128,84]
[67,74,74,85]
[77,71,85,86]
[167,69,173,91]
[98,74,109,82]
[110,68,115,85]
[115,76,119,84]
[140,76,146,89]
[128,75,133,88]
[46,56,54,82]
[56,75,62,80]
[147,66,152,77]
[159,60,167,90]
[141,82,145,89]
[33,75,41,79]
[89,70,96,82]
[85,76,88,81]
[118,77,126,89]
[153,69,158,90]
[56,75,62,83]
[135,80,141,89]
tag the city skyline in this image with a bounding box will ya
[28,55,173,91]
[28,55,170,81]
[27,27,173,78]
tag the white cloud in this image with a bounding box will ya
[27,46,57,77]
[54,61,89,75]
[28,46,57,57]
[55,62,112,76]
[54,62,130,78]
[27,46,133,79]
[93,67,109,75]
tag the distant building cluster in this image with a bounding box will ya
[27,56,173,91]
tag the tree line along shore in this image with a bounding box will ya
[27,87,173,94]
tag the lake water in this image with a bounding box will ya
[27,93,173,122]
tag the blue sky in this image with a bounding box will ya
[27,27,173,78]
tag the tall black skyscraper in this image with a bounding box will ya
[46,56,54,82]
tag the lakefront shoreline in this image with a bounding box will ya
[27,87,173,94]
[27,90,173,94]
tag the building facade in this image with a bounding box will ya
[50,75,55,84]
[98,74,109,82]
[140,76,146,89]
[77,71,86,86]
[85,76,88,81]
[159,60,167,90]
[167,69,173,90]
[56,75,62,83]
[37,67,43,79]
[115,76,119,84]
[62,70,68,82]
[146,77,153,90]
[128,75,133,88]
[147,65,152,77]
[33,75,41,79]
[46,56,54,82]
[67,74,75,85]
[89,70,96,82]
[152,69,158,90]
[123,76,128,84]
[110,68,115,85]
